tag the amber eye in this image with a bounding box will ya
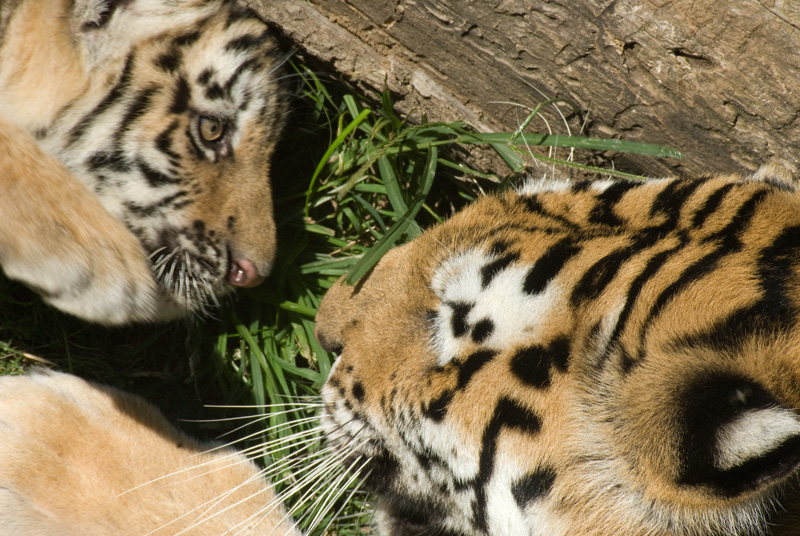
[198,116,225,143]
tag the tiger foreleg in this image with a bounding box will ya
[0,117,160,324]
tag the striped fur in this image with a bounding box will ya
[0,0,286,323]
[316,171,800,536]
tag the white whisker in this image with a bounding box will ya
[313,469,373,536]
[303,455,371,535]
[199,417,322,455]
[202,410,320,440]
[203,400,323,409]
[217,447,356,536]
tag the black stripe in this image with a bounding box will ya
[224,57,263,94]
[449,301,474,338]
[490,240,511,256]
[156,50,181,72]
[137,159,180,187]
[519,195,582,232]
[671,224,800,352]
[639,248,727,351]
[471,319,494,343]
[570,180,592,192]
[481,252,520,288]
[691,183,735,228]
[677,372,800,497]
[124,191,191,217]
[570,247,630,305]
[225,5,259,28]
[86,150,131,172]
[423,390,453,423]
[116,87,159,141]
[197,68,214,86]
[474,398,542,530]
[172,30,201,47]
[512,466,557,508]
[588,180,640,226]
[510,337,570,389]
[155,120,181,161]
[225,32,268,52]
[205,82,226,100]
[758,225,800,324]
[706,436,800,497]
[457,349,497,389]
[351,381,365,402]
[649,178,704,224]
[606,245,682,371]
[423,349,498,422]
[68,53,135,145]
[522,194,544,213]
[186,124,206,159]
[702,189,769,245]
[170,76,191,114]
[523,239,580,295]
[674,301,793,354]
[639,190,769,347]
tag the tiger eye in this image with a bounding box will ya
[199,116,224,142]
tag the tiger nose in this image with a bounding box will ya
[314,324,343,354]
[227,258,266,288]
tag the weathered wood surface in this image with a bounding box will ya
[252,0,800,178]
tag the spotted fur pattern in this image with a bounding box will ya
[0,0,286,323]
[316,171,800,536]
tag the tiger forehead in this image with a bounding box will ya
[430,174,800,274]
[425,175,800,363]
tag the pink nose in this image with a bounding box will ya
[227,258,266,288]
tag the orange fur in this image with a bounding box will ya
[0,371,302,536]
[317,172,800,535]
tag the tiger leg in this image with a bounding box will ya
[0,116,160,324]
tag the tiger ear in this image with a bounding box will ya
[68,0,134,68]
[748,162,797,188]
[678,372,800,497]
[71,0,127,32]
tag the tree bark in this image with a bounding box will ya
[251,0,800,178]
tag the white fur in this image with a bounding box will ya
[431,248,563,366]
[715,407,800,471]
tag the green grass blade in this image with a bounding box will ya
[304,108,372,217]
[459,132,682,159]
[344,147,438,285]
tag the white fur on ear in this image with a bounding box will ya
[71,0,220,68]
[715,406,800,471]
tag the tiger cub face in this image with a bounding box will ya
[316,173,800,536]
[0,0,286,317]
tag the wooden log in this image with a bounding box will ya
[252,0,800,178]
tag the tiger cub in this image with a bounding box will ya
[0,370,302,536]
[0,0,286,324]
[316,171,800,535]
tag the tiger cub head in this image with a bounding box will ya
[316,173,800,536]
[0,0,286,317]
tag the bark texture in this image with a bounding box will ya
[252,0,800,177]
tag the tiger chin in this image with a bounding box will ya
[0,0,286,324]
[316,169,800,536]
[0,370,303,536]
